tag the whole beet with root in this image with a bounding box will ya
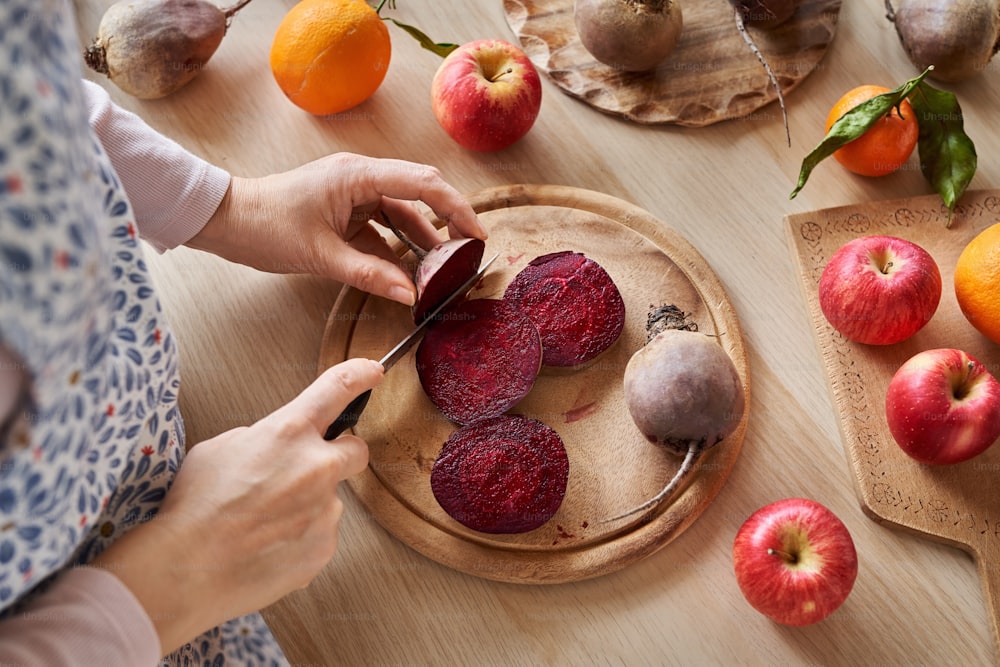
[609,305,745,522]
[84,0,253,99]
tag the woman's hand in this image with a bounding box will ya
[90,358,382,656]
[187,153,487,306]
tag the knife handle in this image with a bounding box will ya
[323,389,372,440]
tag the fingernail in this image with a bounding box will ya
[473,217,488,239]
[389,285,415,306]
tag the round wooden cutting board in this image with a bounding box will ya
[503,0,841,126]
[318,184,750,584]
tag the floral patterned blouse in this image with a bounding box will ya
[0,1,288,664]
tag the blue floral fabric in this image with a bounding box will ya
[0,2,286,665]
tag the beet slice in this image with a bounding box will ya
[503,251,626,367]
[416,298,541,425]
[431,415,569,533]
[412,238,486,323]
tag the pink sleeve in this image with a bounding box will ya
[83,79,232,252]
[0,566,160,666]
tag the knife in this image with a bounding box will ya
[323,252,499,440]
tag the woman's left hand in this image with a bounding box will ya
[187,153,487,306]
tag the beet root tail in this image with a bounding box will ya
[601,443,704,524]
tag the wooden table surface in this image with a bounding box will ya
[74,1,1000,664]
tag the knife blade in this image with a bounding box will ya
[323,252,499,440]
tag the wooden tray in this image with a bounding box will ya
[502,0,841,126]
[319,184,750,584]
[785,190,1000,650]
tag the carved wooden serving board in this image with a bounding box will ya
[319,184,750,584]
[785,190,1000,650]
[502,0,841,126]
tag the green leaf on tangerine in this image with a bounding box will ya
[384,18,459,58]
[789,68,931,200]
[908,81,977,220]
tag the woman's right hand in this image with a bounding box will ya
[91,358,381,656]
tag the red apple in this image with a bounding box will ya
[885,348,1000,464]
[430,39,542,152]
[733,498,858,626]
[818,235,941,345]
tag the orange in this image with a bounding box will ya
[824,85,919,177]
[954,223,1000,344]
[270,0,391,116]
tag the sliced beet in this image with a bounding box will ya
[431,415,569,533]
[416,298,541,425]
[503,251,626,367]
[412,237,486,323]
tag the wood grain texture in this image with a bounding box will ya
[319,184,750,583]
[70,0,1000,661]
[785,190,1000,653]
[503,0,841,125]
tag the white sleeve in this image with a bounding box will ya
[82,80,232,252]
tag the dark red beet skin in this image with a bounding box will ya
[503,251,625,367]
[431,415,569,533]
[416,299,542,425]
[412,237,486,324]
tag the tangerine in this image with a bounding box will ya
[270,0,391,116]
[954,223,1000,344]
[824,85,919,177]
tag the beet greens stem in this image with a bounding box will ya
[380,212,426,259]
[223,0,254,19]
[884,0,896,22]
